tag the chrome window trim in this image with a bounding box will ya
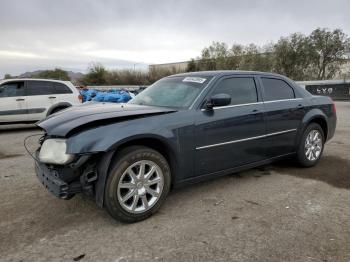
[196,129,297,150]
[263,98,303,103]
[200,102,263,111]
[200,98,304,111]
[213,102,263,110]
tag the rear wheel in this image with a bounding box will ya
[296,123,324,167]
[104,146,171,223]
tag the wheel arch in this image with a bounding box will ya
[298,109,328,147]
[94,135,179,207]
[307,117,328,140]
[46,102,72,116]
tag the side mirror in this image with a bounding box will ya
[205,93,231,110]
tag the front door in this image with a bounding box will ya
[194,76,266,176]
[0,81,27,123]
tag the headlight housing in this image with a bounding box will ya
[39,139,74,165]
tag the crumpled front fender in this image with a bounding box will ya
[65,116,177,154]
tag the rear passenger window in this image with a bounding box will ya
[26,81,54,96]
[261,78,295,101]
[0,82,25,97]
[212,77,258,106]
[53,83,72,94]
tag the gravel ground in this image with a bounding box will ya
[0,102,349,262]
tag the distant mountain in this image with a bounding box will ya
[18,70,84,82]
[67,71,85,82]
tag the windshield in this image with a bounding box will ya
[128,76,212,108]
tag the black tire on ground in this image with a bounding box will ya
[296,123,325,167]
[104,146,171,223]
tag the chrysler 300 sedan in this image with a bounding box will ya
[32,71,336,222]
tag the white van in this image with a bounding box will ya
[0,79,82,124]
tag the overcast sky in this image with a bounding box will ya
[0,0,349,77]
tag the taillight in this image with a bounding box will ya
[78,94,83,103]
[331,100,336,114]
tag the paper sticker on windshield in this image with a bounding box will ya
[183,77,206,84]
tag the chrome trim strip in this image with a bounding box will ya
[201,102,263,111]
[213,102,263,110]
[200,98,303,111]
[264,129,297,137]
[196,129,297,150]
[264,98,303,103]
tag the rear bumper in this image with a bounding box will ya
[35,160,82,199]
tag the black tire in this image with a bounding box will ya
[296,123,325,167]
[104,146,171,223]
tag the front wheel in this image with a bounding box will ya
[104,146,171,223]
[296,123,325,167]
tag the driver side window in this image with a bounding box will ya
[0,82,25,98]
[212,77,258,106]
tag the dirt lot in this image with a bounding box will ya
[0,102,349,262]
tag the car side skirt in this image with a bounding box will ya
[173,152,296,188]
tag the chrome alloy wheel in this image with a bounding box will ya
[304,130,323,161]
[117,160,164,214]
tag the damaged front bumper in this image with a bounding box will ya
[35,160,82,199]
[34,151,97,199]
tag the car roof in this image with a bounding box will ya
[170,70,287,78]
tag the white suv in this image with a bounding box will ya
[0,79,82,124]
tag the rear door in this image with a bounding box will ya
[259,77,305,157]
[0,81,27,122]
[51,82,75,104]
[194,76,266,176]
[25,80,55,121]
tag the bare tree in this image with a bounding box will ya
[309,28,349,79]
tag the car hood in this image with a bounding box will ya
[37,102,177,137]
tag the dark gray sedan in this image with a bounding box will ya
[32,71,337,222]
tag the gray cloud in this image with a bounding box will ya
[0,0,349,77]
